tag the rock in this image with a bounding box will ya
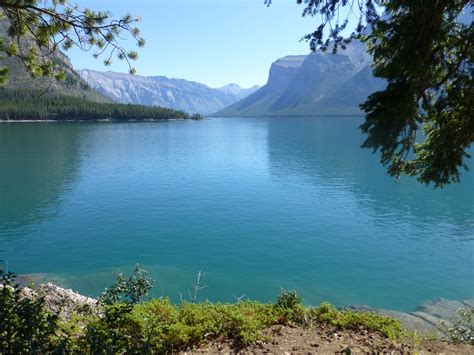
[0,282,98,320]
[349,298,474,336]
[36,283,97,319]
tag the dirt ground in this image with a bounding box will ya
[188,324,473,354]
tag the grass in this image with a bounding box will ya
[306,302,404,340]
[62,291,406,353]
[132,300,279,348]
[1,270,409,353]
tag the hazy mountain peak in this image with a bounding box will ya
[218,83,242,90]
[215,41,385,117]
[217,83,261,97]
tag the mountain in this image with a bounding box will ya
[78,70,260,114]
[0,50,108,103]
[0,17,191,121]
[217,83,261,98]
[215,41,385,117]
[0,17,107,103]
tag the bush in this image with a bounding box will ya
[306,302,404,339]
[82,303,143,353]
[132,300,278,350]
[276,289,303,310]
[0,273,59,353]
[99,264,153,305]
[0,269,410,353]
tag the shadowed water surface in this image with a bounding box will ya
[0,117,472,311]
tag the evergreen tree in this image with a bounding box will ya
[267,0,473,186]
[0,0,144,84]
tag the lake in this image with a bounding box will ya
[0,117,472,311]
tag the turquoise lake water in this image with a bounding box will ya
[0,117,472,311]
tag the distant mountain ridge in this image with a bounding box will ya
[215,41,385,117]
[217,83,260,98]
[79,70,260,114]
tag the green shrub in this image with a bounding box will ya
[274,289,306,324]
[306,302,404,339]
[82,303,143,353]
[131,300,279,350]
[276,289,303,309]
[99,264,153,305]
[0,268,409,353]
[0,273,59,353]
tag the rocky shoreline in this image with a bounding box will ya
[1,281,97,320]
[23,283,97,319]
[11,278,472,336]
[349,298,474,336]
[3,280,472,353]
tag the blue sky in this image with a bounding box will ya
[67,0,321,88]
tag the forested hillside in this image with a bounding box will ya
[0,16,108,103]
[0,16,197,121]
[0,89,192,121]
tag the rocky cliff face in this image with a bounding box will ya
[266,55,306,91]
[215,41,385,117]
[79,70,259,114]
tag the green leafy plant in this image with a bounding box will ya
[0,272,59,353]
[307,303,404,340]
[0,268,410,352]
[99,264,154,305]
[0,0,144,84]
[82,303,143,353]
[266,0,473,187]
[276,289,303,310]
[132,299,279,350]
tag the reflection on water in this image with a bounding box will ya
[266,117,474,232]
[0,118,472,311]
[0,123,82,242]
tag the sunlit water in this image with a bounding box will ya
[0,117,472,311]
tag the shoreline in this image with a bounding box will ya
[0,118,198,123]
[12,274,471,337]
[4,278,472,353]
